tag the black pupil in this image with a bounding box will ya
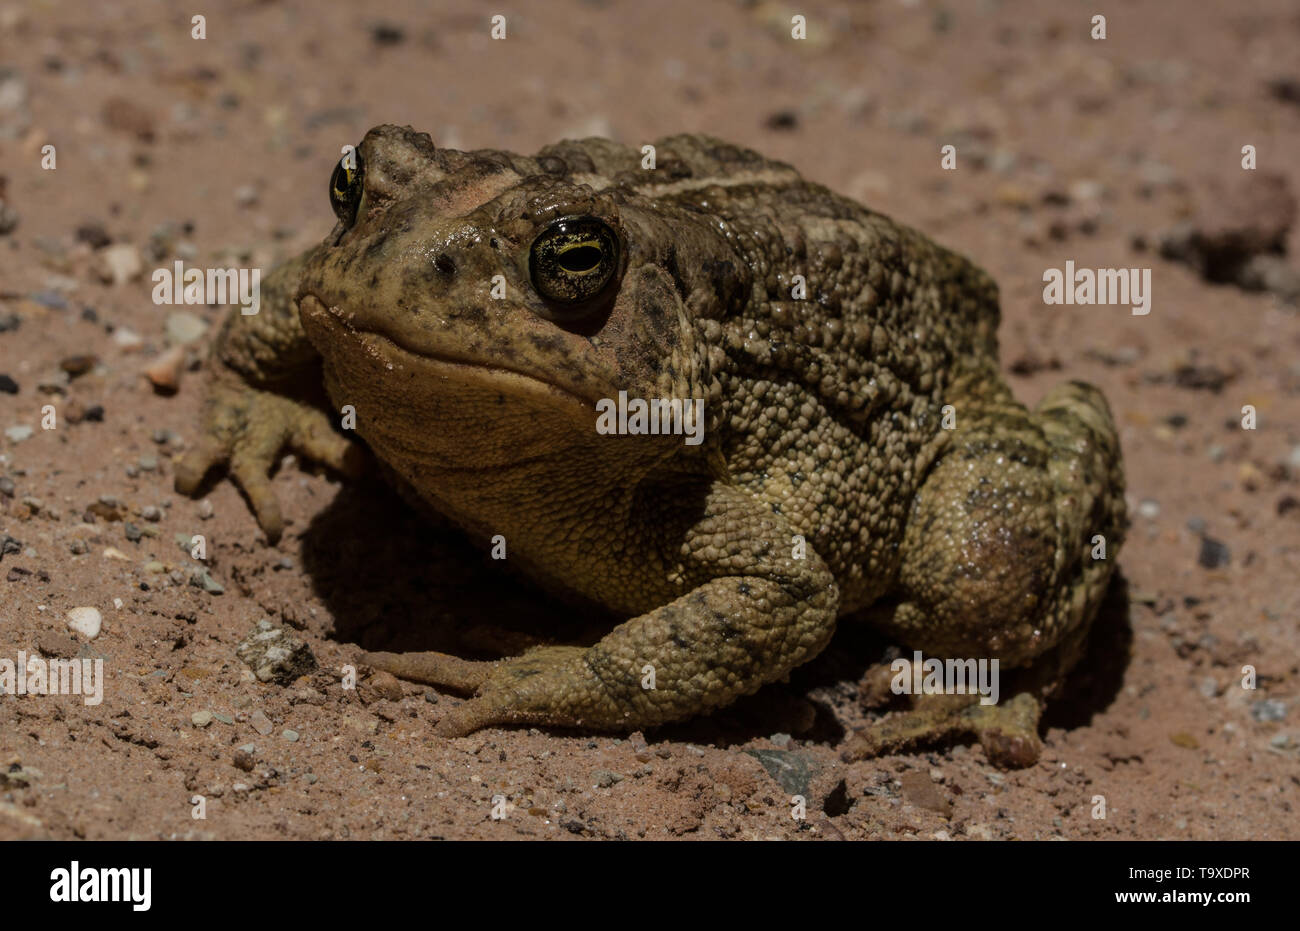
[559,245,601,273]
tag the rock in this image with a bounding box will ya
[232,749,255,771]
[4,425,33,443]
[66,606,102,639]
[165,311,208,346]
[0,199,17,236]
[0,374,17,394]
[235,620,318,685]
[899,771,952,816]
[369,21,406,45]
[0,534,21,562]
[188,568,224,595]
[764,110,799,131]
[35,369,69,395]
[102,96,155,142]
[1158,173,1296,285]
[89,496,126,521]
[95,243,143,286]
[744,748,818,798]
[0,68,31,142]
[249,710,274,736]
[1252,699,1287,722]
[75,221,112,249]
[59,355,96,377]
[365,670,404,702]
[1266,76,1300,106]
[143,344,186,392]
[191,710,213,728]
[282,729,300,742]
[1197,536,1231,569]
[111,326,143,349]
[36,632,79,659]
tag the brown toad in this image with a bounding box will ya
[175,125,1126,765]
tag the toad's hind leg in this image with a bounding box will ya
[845,375,1125,766]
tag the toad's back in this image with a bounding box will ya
[540,134,1006,607]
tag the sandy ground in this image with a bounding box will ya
[1,0,1298,841]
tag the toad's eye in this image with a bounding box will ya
[329,148,365,226]
[528,216,620,307]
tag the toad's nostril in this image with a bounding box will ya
[433,253,457,277]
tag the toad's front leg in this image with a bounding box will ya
[363,485,840,736]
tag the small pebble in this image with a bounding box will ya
[191,710,213,727]
[1197,536,1230,569]
[282,729,300,742]
[189,568,224,594]
[164,311,208,346]
[4,425,33,443]
[112,327,143,349]
[66,606,102,639]
[143,344,185,391]
[95,243,143,285]
[1252,699,1287,722]
[250,710,274,736]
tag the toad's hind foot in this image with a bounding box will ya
[361,649,495,692]
[840,692,1043,769]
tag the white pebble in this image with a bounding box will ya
[66,606,102,639]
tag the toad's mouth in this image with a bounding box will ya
[298,293,601,415]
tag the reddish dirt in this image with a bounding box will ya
[1,0,1298,840]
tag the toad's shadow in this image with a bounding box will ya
[299,477,609,659]
[300,478,1133,751]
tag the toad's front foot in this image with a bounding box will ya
[174,374,366,543]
